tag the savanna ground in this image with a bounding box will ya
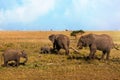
[0,31,120,80]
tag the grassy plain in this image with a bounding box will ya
[0,31,120,80]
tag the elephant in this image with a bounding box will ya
[2,49,28,67]
[77,33,119,60]
[40,46,53,54]
[49,34,70,55]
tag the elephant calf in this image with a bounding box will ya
[40,46,53,54]
[2,49,28,67]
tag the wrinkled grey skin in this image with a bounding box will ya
[40,46,53,54]
[49,34,70,55]
[77,34,117,60]
[2,49,28,67]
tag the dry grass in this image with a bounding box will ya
[0,31,120,80]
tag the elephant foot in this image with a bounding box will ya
[87,56,92,60]
[85,56,95,60]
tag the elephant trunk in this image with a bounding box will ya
[23,57,28,64]
[77,43,83,49]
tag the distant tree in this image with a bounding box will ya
[65,29,68,31]
[70,30,85,39]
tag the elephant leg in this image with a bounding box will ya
[4,61,8,67]
[16,61,19,67]
[46,50,49,54]
[15,58,20,67]
[65,48,69,55]
[57,49,60,54]
[100,51,106,60]
[53,42,56,49]
[63,45,69,55]
[56,48,60,54]
[66,49,69,55]
[91,51,96,59]
[89,45,97,59]
[88,52,92,59]
[106,50,110,60]
[89,49,96,59]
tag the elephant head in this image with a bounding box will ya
[49,34,56,43]
[77,34,95,49]
[19,50,28,64]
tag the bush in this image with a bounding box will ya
[70,30,85,36]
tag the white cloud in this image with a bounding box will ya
[0,0,120,30]
[0,0,55,25]
[69,0,120,29]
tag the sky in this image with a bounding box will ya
[0,0,120,31]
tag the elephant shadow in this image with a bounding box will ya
[1,62,26,67]
[67,54,100,61]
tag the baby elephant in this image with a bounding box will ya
[40,46,53,54]
[2,49,28,67]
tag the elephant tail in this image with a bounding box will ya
[69,46,80,54]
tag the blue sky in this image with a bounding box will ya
[0,0,120,30]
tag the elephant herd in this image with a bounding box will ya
[1,33,119,67]
[44,33,119,60]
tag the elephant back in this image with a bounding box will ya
[3,49,20,60]
[93,34,114,49]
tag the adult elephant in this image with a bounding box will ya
[2,49,28,67]
[77,33,119,60]
[49,34,70,55]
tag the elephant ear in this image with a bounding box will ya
[21,50,24,53]
[18,50,23,55]
[48,34,56,43]
[17,50,22,56]
[21,50,27,57]
[79,36,84,44]
[86,34,95,45]
[21,50,26,55]
[77,36,84,47]
[80,34,95,46]
[80,36,84,41]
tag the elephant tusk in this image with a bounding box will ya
[69,46,80,54]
